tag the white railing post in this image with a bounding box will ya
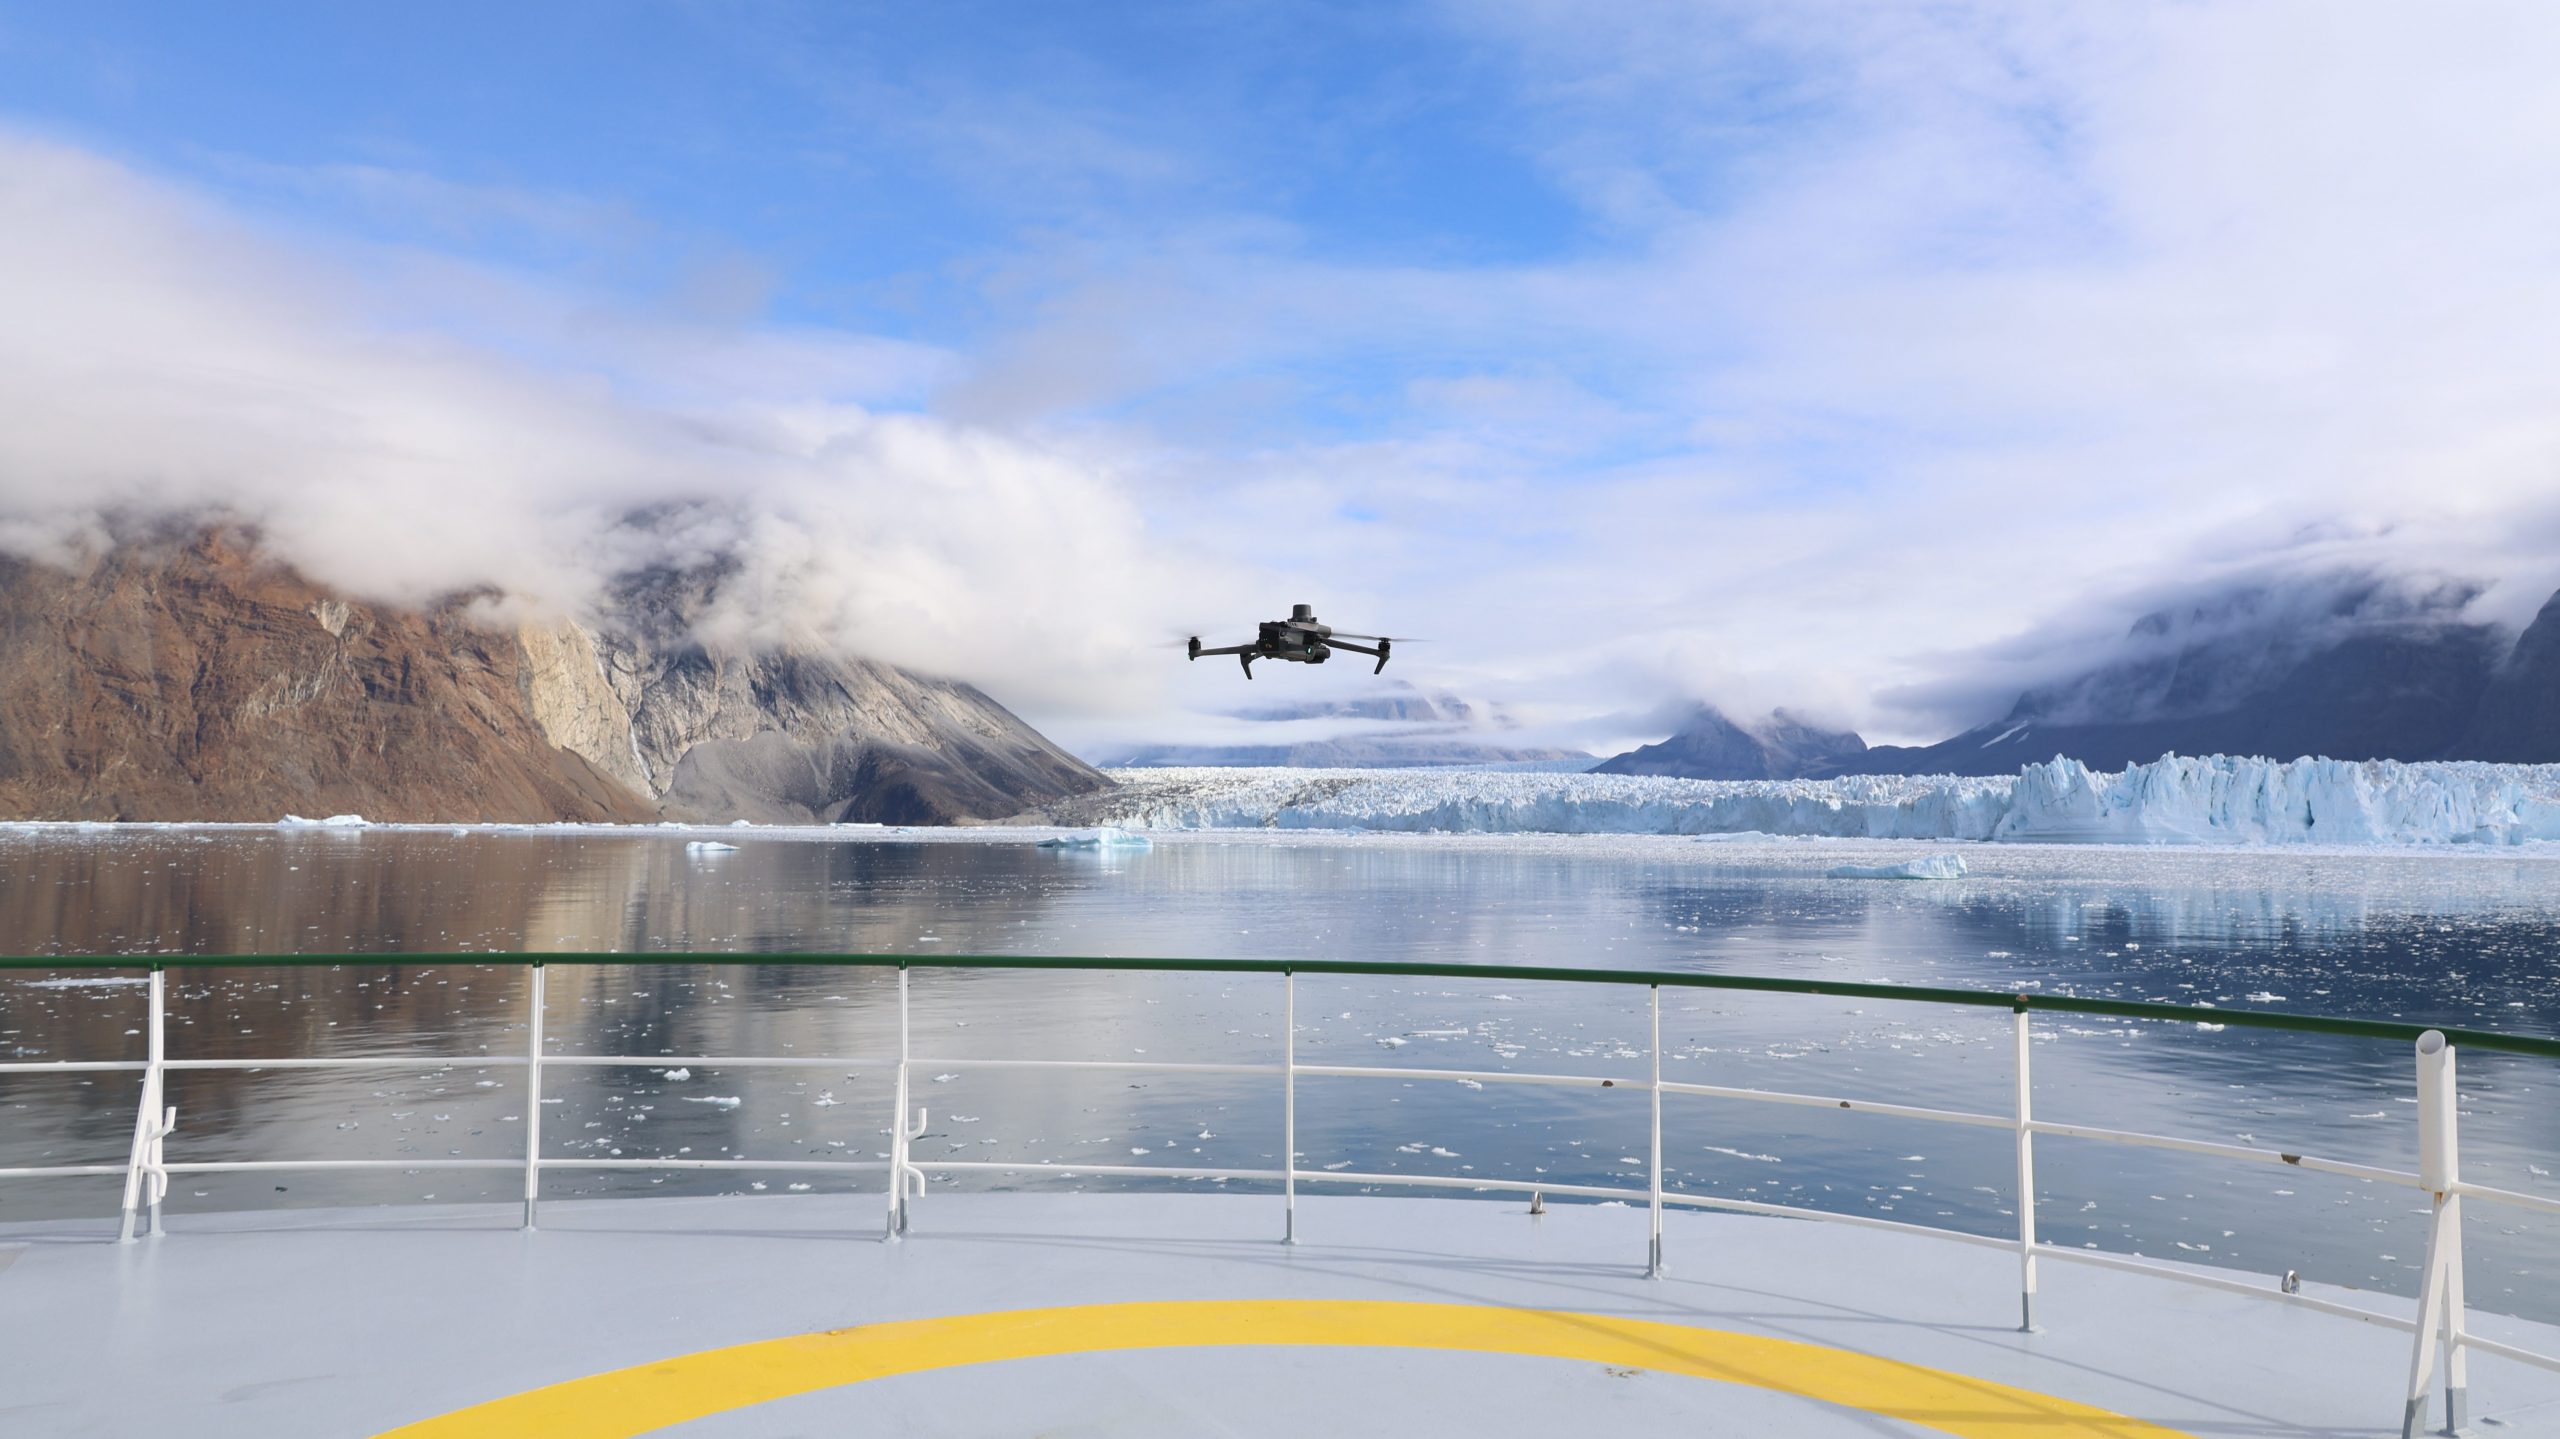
[2013,1002,2038,1332]
[116,965,167,1243]
[1283,969,1297,1245]
[145,962,171,1238]
[887,965,912,1238]
[522,962,545,1230]
[1647,984,1664,1278]
[2403,1030,2469,1438]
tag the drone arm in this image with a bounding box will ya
[1324,637,1390,674]
[1188,643,1255,659]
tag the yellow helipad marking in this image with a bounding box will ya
[376,1299,2193,1438]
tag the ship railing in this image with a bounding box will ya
[4,952,2558,1438]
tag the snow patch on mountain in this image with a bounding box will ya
[1052,755,2560,846]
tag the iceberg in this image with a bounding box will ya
[1037,827,1154,850]
[278,814,369,828]
[684,840,740,855]
[1070,755,2560,847]
[1828,854,1969,880]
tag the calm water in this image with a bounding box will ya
[3,828,2557,1318]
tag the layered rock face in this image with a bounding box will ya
[0,532,653,822]
[580,564,1105,824]
[0,532,1106,824]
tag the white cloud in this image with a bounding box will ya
[979,2,2560,743]
[0,129,1235,720]
[10,2,2560,757]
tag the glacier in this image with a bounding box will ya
[1065,755,2560,846]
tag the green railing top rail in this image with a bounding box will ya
[4,950,2557,1060]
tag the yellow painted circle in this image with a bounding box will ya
[375,1299,2194,1439]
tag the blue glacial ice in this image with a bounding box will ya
[1082,754,2560,846]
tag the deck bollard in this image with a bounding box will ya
[2401,1030,2469,1438]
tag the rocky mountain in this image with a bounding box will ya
[2451,588,2560,763]
[586,561,1104,823]
[0,530,1105,824]
[1101,682,1590,770]
[1592,707,1866,780]
[1603,575,2558,780]
[1846,579,2509,776]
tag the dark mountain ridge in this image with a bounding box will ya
[1607,576,2558,779]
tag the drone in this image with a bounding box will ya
[1187,604,1408,679]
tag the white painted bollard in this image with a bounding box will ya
[2402,1031,2469,1439]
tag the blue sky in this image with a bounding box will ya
[3,3,2559,754]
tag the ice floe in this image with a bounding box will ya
[1827,854,1969,880]
[1036,826,1153,850]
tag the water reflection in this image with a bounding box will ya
[2,830,2556,1320]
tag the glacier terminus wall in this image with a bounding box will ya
[1051,754,2560,846]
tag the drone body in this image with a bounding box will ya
[1188,604,1399,679]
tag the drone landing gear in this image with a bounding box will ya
[1239,653,1254,679]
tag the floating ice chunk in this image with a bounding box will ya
[661,1067,692,1081]
[278,813,369,828]
[2243,991,2287,1003]
[684,1096,742,1109]
[21,976,148,989]
[1376,1036,1408,1048]
[685,841,739,855]
[2193,1022,2226,1033]
[1037,826,1154,850]
[1827,855,1968,880]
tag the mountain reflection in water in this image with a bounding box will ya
[2,830,2556,1320]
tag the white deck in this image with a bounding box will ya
[4,1193,2558,1436]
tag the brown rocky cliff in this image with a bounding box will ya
[0,532,654,822]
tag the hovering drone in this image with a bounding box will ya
[1188,604,1407,679]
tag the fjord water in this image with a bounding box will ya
[3,829,2557,1320]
